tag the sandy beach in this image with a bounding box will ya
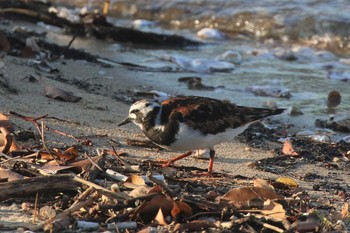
[1,2,350,230]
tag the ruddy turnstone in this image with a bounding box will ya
[118,96,284,174]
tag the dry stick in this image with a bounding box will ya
[30,191,99,232]
[8,111,83,143]
[41,120,59,164]
[72,176,129,201]
[33,192,39,224]
[111,146,128,166]
[254,219,284,233]
[9,111,48,138]
[84,152,103,171]
[147,172,175,197]
[47,126,82,143]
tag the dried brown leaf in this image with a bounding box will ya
[171,201,193,219]
[137,195,174,224]
[282,139,298,156]
[125,174,146,186]
[38,164,75,175]
[129,186,151,198]
[0,127,19,153]
[222,187,281,204]
[148,185,162,194]
[341,202,349,219]
[253,178,274,190]
[0,113,14,132]
[154,208,167,225]
[0,168,24,181]
[260,200,286,219]
[43,84,82,102]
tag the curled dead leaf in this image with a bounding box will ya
[260,200,286,219]
[136,195,174,224]
[282,139,298,156]
[222,187,282,205]
[125,174,146,186]
[22,37,41,58]
[154,208,167,225]
[0,168,24,181]
[171,200,193,219]
[253,178,274,190]
[341,202,349,219]
[0,113,14,132]
[43,84,82,102]
[0,127,19,154]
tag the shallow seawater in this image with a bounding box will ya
[45,1,350,139]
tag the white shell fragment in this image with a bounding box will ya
[197,28,225,40]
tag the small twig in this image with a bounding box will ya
[254,219,284,233]
[9,111,48,137]
[85,152,103,172]
[66,34,78,50]
[71,187,94,207]
[33,192,39,224]
[41,121,59,164]
[47,126,82,142]
[146,172,175,197]
[126,138,161,149]
[111,146,127,166]
[72,176,129,201]
[30,191,98,232]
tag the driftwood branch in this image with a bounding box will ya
[0,174,80,201]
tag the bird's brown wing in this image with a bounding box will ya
[161,96,283,135]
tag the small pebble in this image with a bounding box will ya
[327,90,341,108]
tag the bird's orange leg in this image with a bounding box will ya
[207,149,215,175]
[162,151,193,168]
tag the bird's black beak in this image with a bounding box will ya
[118,117,132,127]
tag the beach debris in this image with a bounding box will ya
[0,126,19,153]
[132,19,157,29]
[134,90,170,102]
[41,81,82,102]
[328,71,350,81]
[216,50,243,64]
[296,129,333,143]
[315,116,350,133]
[34,61,59,73]
[0,32,10,52]
[162,55,235,73]
[197,28,226,40]
[178,76,216,90]
[282,139,299,156]
[0,60,17,93]
[0,113,14,132]
[287,106,303,116]
[275,177,298,188]
[22,37,41,58]
[327,90,341,108]
[246,85,291,98]
[262,100,278,108]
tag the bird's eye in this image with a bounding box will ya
[145,103,151,107]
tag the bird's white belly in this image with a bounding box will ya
[162,122,252,151]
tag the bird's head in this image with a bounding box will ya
[118,99,160,128]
